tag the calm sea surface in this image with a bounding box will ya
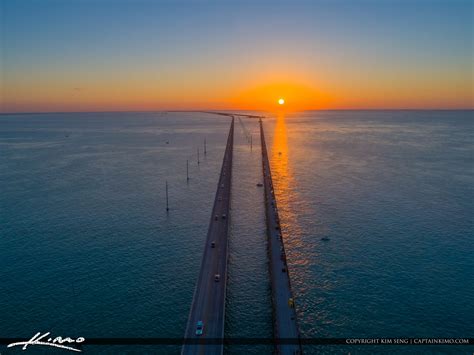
[1,111,472,354]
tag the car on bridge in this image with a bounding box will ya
[195,320,204,336]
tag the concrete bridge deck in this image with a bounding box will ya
[182,117,234,355]
[259,118,303,355]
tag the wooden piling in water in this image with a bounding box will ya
[166,180,169,211]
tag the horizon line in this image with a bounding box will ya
[1,108,473,115]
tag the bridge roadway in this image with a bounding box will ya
[182,117,234,355]
[259,119,303,355]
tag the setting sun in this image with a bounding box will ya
[278,98,285,105]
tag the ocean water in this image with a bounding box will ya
[264,110,474,353]
[1,110,472,354]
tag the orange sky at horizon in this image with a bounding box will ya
[2,75,473,113]
[2,57,472,112]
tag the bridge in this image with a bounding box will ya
[182,117,234,355]
[182,114,302,354]
[259,118,303,354]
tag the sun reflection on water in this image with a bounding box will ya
[269,112,329,334]
[270,112,305,257]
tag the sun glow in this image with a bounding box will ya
[230,81,330,111]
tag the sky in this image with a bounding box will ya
[1,0,473,112]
